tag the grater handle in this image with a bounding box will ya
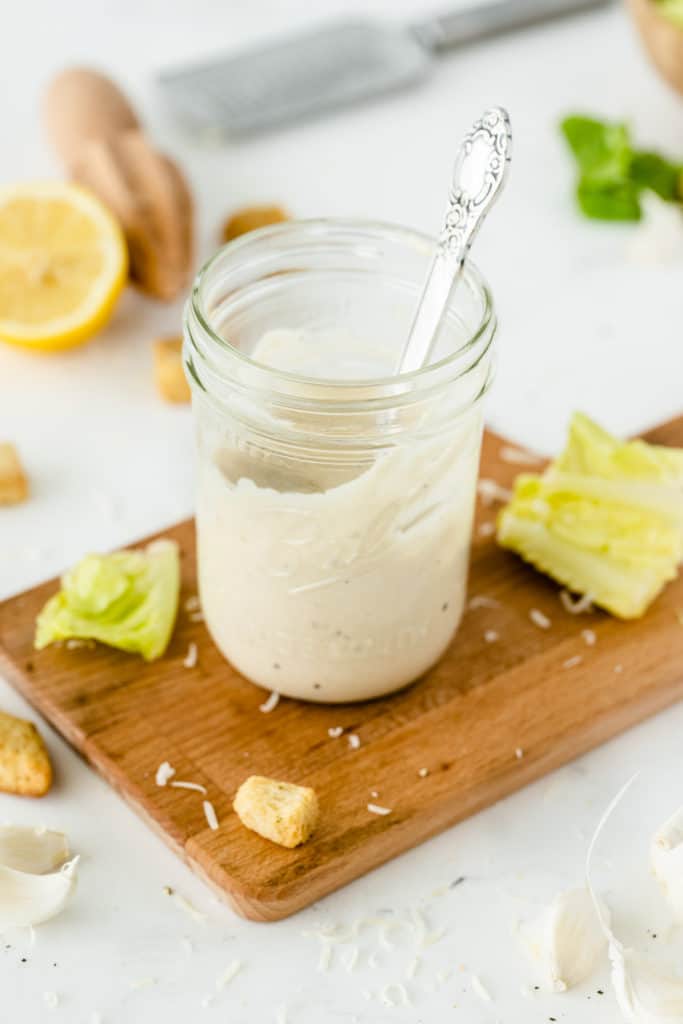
[413,0,612,51]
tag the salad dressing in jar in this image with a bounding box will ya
[184,220,496,702]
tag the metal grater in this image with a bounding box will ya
[158,0,612,138]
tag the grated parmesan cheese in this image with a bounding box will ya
[183,642,198,669]
[563,655,583,669]
[215,960,242,990]
[582,628,596,646]
[477,521,496,538]
[515,747,524,760]
[471,974,493,1002]
[184,595,201,613]
[499,444,542,466]
[380,983,411,1007]
[347,733,361,750]
[189,611,204,623]
[407,955,421,979]
[259,691,280,713]
[318,942,332,972]
[484,629,499,643]
[171,780,207,794]
[203,799,219,831]
[344,945,360,973]
[614,663,623,674]
[155,761,175,786]
[43,991,59,1009]
[477,478,512,506]
[368,803,392,816]
[418,767,429,778]
[529,608,551,630]
[468,594,500,611]
[560,589,594,614]
[167,889,207,922]
[65,638,95,650]
[328,726,344,739]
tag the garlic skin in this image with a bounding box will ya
[0,826,77,932]
[0,826,69,874]
[587,779,683,1024]
[651,808,683,922]
[0,856,79,931]
[520,887,608,991]
[608,943,683,1024]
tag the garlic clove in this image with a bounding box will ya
[520,886,608,991]
[0,856,79,931]
[0,826,69,875]
[651,807,683,922]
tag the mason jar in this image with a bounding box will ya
[184,219,496,703]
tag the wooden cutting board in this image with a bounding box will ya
[1,417,682,922]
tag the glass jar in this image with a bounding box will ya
[184,219,496,703]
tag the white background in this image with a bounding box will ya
[1,1,683,1021]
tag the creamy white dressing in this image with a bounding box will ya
[197,328,481,702]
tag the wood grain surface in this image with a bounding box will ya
[1,418,682,921]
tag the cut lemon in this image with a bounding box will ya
[0,181,127,352]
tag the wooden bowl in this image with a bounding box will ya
[627,0,683,95]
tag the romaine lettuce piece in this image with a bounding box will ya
[555,413,683,487]
[35,539,180,661]
[497,473,682,619]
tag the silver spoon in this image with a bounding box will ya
[396,106,512,375]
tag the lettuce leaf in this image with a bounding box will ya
[35,539,180,661]
[496,415,683,619]
[555,413,683,490]
[497,473,681,619]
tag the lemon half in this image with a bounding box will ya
[0,181,127,352]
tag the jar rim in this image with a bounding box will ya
[187,217,495,401]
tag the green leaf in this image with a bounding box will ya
[630,151,682,201]
[35,539,180,660]
[561,115,643,221]
[576,180,641,221]
[561,116,632,179]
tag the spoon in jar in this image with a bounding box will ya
[396,106,512,375]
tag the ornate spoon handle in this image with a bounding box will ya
[396,107,512,375]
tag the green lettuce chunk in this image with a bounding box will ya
[497,415,683,619]
[35,539,180,661]
[555,413,683,490]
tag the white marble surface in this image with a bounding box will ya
[2,1,683,1020]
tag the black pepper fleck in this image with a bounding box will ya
[20,957,27,963]
[313,684,321,690]
[449,876,466,889]
[442,602,449,612]
[597,989,604,995]
[25,660,34,673]
[273,663,280,670]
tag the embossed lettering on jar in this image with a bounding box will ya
[184,220,496,703]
